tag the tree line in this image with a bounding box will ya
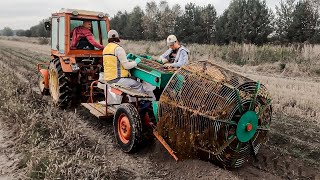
[0,19,50,38]
[1,0,319,45]
[110,0,320,45]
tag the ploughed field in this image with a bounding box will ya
[0,38,319,179]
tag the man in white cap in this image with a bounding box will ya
[159,35,189,68]
[102,29,144,92]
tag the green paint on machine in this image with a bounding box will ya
[152,101,159,122]
[236,111,258,143]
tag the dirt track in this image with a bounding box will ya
[0,39,319,179]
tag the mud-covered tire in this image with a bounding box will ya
[38,74,49,95]
[113,103,142,153]
[48,58,72,108]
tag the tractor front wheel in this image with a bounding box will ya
[48,58,72,108]
[113,103,142,153]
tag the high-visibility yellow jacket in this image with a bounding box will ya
[103,43,130,81]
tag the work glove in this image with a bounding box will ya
[145,55,152,60]
[155,59,164,64]
[126,53,134,59]
[135,58,141,64]
[161,58,169,64]
[163,63,173,68]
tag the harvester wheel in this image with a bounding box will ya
[38,74,49,95]
[48,58,72,108]
[113,103,142,153]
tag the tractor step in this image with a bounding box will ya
[81,103,116,119]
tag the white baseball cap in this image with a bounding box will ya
[108,29,119,39]
[167,35,177,46]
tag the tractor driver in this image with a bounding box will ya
[159,35,189,68]
[102,29,144,93]
[71,20,104,50]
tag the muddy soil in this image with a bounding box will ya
[0,39,319,179]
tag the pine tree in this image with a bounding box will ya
[215,10,230,44]
[226,0,247,43]
[142,1,159,40]
[171,4,183,35]
[176,3,202,43]
[275,0,296,43]
[244,0,273,44]
[110,11,129,39]
[288,0,318,43]
[215,0,273,45]
[151,1,182,41]
[200,4,217,44]
[125,6,144,40]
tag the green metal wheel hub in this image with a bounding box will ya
[236,111,258,142]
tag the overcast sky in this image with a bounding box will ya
[0,0,279,30]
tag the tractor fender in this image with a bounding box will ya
[59,57,76,72]
[39,69,49,89]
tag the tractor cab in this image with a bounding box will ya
[38,9,110,108]
[47,8,109,56]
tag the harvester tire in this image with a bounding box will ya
[48,58,72,108]
[114,103,142,153]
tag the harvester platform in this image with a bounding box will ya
[81,103,116,119]
[109,83,151,98]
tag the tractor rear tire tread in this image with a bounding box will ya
[49,58,72,109]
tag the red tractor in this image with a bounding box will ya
[37,9,110,108]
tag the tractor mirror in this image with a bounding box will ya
[44,21,51,31]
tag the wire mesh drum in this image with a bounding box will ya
[156,61,272,168]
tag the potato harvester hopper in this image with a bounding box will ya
[154,61,272,168]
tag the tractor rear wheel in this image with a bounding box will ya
[48,58,72,108]
[113,103,142,153]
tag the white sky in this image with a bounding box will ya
[0,0,279,30]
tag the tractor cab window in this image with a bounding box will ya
[100,21,108,46]
[50,17,65,53]
[59,18,65,53]
[51,18,58,50]
[70,19,108,50]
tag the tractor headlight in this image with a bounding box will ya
[98,13,104,18]
[72,11,79,16]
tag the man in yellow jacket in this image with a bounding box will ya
[102,30,144,92]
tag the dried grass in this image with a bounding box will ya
[0,64,115,179]
[122,40,320,77]
[245,74,320,123]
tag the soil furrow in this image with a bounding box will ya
[0,49,36,71]
[0,48,38,78]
